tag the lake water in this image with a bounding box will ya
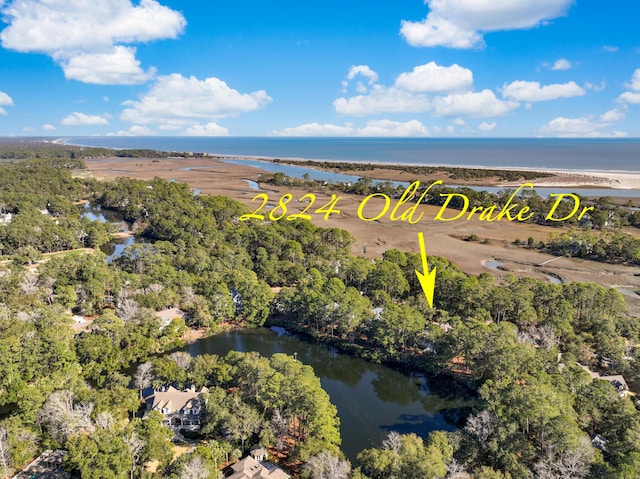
[80,203,139,263]
[186,327,469,461]
[79,203,469,459]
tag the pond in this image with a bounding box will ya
[186,327,469,462]
[80,203,141,263]
[80,203,470,460]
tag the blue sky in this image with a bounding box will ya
[0,0,639,138]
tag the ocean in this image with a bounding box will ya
[64,137,640,173]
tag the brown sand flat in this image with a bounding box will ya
[83,156,640,314]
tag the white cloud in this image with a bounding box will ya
[347,65,379,85]
[603,45,619,52]
[550,58,572,70]
[273,122,356,137]
[584,82,606,92]
[335,61,480,115]
[539,116,627,137]
[183,122,230,136]
[617,69,640,104]
[107,125,156,136]
[502,80,585,101]
[394,62,473,93]
[272,119,430,137]
[453,118,466,126]
[121,74,271,125]
[624,69,640,91]
[433,89,518,118]
[42,123,56,131]
[333,85,431,116]
[600,107,626,122]
[61,112,109,126]
[0,90,12,114]
[60,46,155,85]
[618,92,640,104]
[478,121,497,131]
[0,0,185,84]
[400,0,573,49]
[0,90,12,106]
[359,119,430,137]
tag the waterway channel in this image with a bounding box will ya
[223,158,640,199]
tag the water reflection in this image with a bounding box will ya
[80,203,142,263]
[186,327,469,461]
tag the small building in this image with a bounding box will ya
[249,445,269,462]
[224,455,290,479]
[12,449,71,479]
[577,363,631,397]
[145,385,208,434]
[154,307,185,329]
[599,375,630,397]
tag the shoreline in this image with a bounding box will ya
[59,137,640,189]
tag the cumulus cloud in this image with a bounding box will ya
[61,112,109,126]
[478,121,497,131]
[183,122,230,136]
[539,116,627,137]
[0,90,13,115]
[273,122,356,137]
[107,125,156,136]
[60,46,155,84]
[624,69,640,91]
[433,89,518,118]
[600,107,626,122]
[42,123,56,131]
[550,58,572,70]
[502,80,585,101]
[617,69,640,104]
[121,74,271,126]
[333,85,431,116]
[400,0,573,49]
[272,119,430,137]
[618,92,640,104]
[0,0,185,84]
[359,119,430,137]
[347,65,379,85]
[335,61,477,116]
[394,62,473,93]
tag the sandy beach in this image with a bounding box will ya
[82,155,640,314]
[502,169,640,190]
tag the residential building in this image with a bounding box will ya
[145,385,208,434]
[224,455,290,479]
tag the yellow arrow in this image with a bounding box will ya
[415,232,436,309]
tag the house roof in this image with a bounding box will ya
[226,457,290,479]
[577,363,630,394]
[147,386,208,415]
